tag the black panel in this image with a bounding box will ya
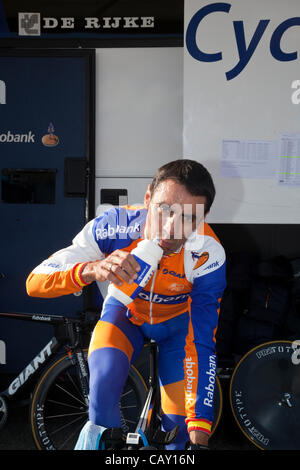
[64,158,86,197]
[211,224,300,259]
[1,168,56,204]
[100,188,128,206]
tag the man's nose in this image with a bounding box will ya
[162,213,179,239]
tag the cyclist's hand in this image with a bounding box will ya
[81,251,141,286]
[188,430,209,447]
[186,430,210,451]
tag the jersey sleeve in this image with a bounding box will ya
[26,216,108,298]
[26,206,146,298]
[184,237,226,434]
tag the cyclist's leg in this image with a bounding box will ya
[141,313,190,450]
[75,297,145,449]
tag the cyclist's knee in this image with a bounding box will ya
[89,319,137,364]
[89,348,129,391]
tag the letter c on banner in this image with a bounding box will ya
[270,17,300,62]
[185,2,231,62]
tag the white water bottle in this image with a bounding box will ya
[107,239,163,306]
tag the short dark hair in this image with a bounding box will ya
[150,159,215,214]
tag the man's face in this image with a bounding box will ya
[144,179,207,255]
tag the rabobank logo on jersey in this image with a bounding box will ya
[94,206,146,242]
[186,2,300,80]
[204,260,219,270]
[138,290,189,304]
[95,222,141,240]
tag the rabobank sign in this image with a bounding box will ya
[0,131,35,143]
[186,2,300,80]
[0,80,6,104]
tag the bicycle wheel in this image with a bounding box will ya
[230,340,300,450]
[30,350,147,450]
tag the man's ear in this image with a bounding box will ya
[144,184,151,208]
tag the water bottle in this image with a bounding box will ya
[107,239,163,306]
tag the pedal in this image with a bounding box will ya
[126,432,141,446]
[146,425,179,445]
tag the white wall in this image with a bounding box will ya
[95,47,183,211]
[184,0,300,224]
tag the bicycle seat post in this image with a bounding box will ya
[148,340,158,389]
[65,319,78,349]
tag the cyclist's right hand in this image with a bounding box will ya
[81,250,141,286]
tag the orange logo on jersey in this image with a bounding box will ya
[168,283,186,293]
[192,251,209,270]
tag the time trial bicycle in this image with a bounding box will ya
[0,309,147,450]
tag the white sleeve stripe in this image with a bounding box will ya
[32,262,76,275]
[31,218,105,276]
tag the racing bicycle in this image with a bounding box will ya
[0,309,147,450]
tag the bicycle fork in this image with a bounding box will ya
[69,348,90,407]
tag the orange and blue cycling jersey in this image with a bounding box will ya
[26,206,226,449]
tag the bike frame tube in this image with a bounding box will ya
[0,311,65,324]
[0,311,79,399]
[133,340,159,434]
[1,336,61,399]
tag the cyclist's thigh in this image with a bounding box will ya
[155,313,189,418]
[89,298,145,365]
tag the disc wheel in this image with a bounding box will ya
[230,340,300,450]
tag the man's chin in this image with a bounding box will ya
[159,239,182,254]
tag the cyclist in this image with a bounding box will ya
[26,159,226,450]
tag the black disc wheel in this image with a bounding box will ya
[230,340,300,450]
[30,350,147,450]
